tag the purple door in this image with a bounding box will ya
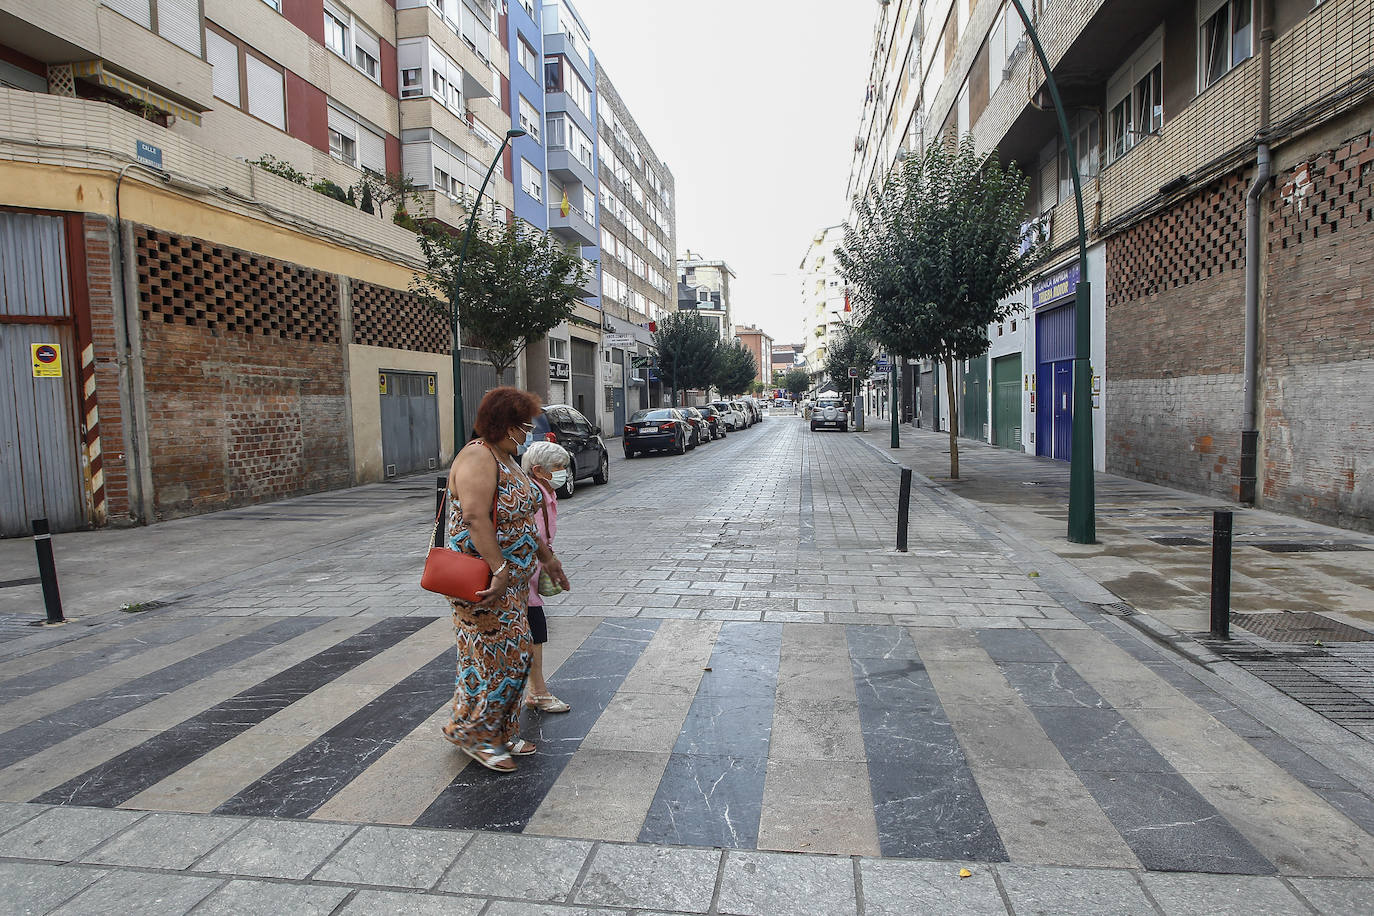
[1052,360,1073,461]
[1035,302,1075,461]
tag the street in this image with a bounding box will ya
[1,414,1373,914]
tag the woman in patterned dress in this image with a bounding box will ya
[441,387,571,772]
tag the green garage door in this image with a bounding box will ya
[992,354,1022,450]
[961,355,988,440]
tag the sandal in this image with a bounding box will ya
[508,738,537,756]
[525,693,571,713]
[443,729,516,772]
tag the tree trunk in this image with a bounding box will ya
[943,357,960,479]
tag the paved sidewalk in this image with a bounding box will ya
[2,414,1374,913]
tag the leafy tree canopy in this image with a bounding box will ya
[713,339,757,397]
[652,310,721,403]
[779,368,812,397]
[823,323,877,390]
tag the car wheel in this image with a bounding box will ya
[593,451,609,484]
[810,423,818,431]
[558,474,575,499]
[624,448,635,459]
[674,434,686,455]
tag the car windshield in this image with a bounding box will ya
[818,399,843,409]
[631,409,676,422]
[711,403,731,411]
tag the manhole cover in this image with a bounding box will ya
[1232,611,1374,643]
[1148,536,1206,546]
[1253,542,1370,553]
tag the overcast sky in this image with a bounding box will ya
[571,0,878,348]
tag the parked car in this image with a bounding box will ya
[810,396,848,431]
[732,400,756,426]
[711,401,745,431]
[531,404,609,497]
[743,397,764,421]
[697,405,727,439]
[677,406,708,447]
[623,408,689,458]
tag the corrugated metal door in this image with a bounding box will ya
[379,370,439,478]
[961,354,987,440]
[571,338,596,421]
[0,211,85,536]
[992,354,1022,449]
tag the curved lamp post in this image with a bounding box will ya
[1007,0,1096,544]
[450,127,526,454]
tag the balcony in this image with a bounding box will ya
[547,146,595,189]
[548,201,596,247]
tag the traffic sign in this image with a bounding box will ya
[31,343,62,378]
[847,367,859,378]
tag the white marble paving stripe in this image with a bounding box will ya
[525,619,722,840]
[0,617,379,804]
[120,619,453,815]
[310,615,606,826]
[1042,629,1374,877]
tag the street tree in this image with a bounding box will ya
[713,339,757,397]
[652,311,721,406]
[413,221,592,378]
[780,368,811,398]
[837,134,1040,477]
[823,323,876,393]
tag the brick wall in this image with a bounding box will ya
[1105,169,1251,501]
[1260,130,1374,530]
[134,227,351,518]
[81,214,135,524]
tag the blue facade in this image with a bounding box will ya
[507,0,547,232]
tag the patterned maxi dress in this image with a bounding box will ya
[441,442,541,751]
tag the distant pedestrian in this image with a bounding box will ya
[521,441,572,714]
[440,386,570,772]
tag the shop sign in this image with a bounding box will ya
[549,361,571,380]
[1032,262,1080,309]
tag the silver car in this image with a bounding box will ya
[810,397,848,431]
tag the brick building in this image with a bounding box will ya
[845,0,1374,531]
[732,324,774,394]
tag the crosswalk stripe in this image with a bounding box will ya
[528,619,720,841]
[848,625,1009,862]
[1042,629,1374,877]
[414,618,661,831]
[309,615,605,826]
[0,617,325,771]
[0,617,215,695]
[33,617,430,808]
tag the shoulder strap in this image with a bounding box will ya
[538,484,551,533]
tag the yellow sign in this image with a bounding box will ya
[427,375,436,395]
[378,372,388,395]
[31,343,62,378]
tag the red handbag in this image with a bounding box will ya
[421,488,499,604]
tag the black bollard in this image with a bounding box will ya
[1210,510,1232,639]
[896,468,913,552]
[433,476,446,547]
[31,519,65,625]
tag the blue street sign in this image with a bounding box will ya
[136,140,163,170]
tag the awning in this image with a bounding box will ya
[70,60,203,126]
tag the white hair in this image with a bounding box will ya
[522,441,571,473]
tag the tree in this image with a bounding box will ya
[413,220,592,377]
[823,323,876,391]
[652,311,720,405]
[713,339,757,397]
[780,368,811,398]
[837,134,1041,477]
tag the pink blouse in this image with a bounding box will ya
[527,480,558,607]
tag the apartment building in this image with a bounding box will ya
[676,253,735,341]
[732,324,774,394]
[845,0,1374,530]
[798,225,850,386]
[0,0,517,533]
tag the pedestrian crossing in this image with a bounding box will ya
[3,612,1374,876]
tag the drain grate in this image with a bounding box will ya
[1148,536,1206,546]
[1098,602,1137,617]
[1253,542,1370,553]
[1231,611,1374,643]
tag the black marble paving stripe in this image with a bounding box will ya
[0,617,327,771]
[639,621,783,849]
[850,625,1008,861]
[215,649,453,818]
[0,617,220,704]
[414,618,660,831]
[798,436,815,547]
[978,628,1275,875]
[33,616,431,808]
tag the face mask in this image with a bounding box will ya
[550,469,569,489]
[512,428,535,454]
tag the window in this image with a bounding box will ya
[261,0,281,9]
[1200,0,1253,90]
[399,38,472,115]
[324,2,382,84]
[563,65,591,118]
[1105,31,1163,164]
[206,30,240,107]
[330,129,357,167]
[520,157,542,201]
[518,36,538,76]
[327,101,386,172]
[324,5,349,58]
[206,26,287,130]
[401,68,422,98]
[519,95,540,142]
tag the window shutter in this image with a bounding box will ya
[327,104,356,138]
[357,124,386,173]
[206,31,240,106]
[403,142,432,189]
[354,25,381,65]
[245,55,285,129]
[101,0,151,29]
[156,0,202,56]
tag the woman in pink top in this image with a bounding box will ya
[520,441,572,713]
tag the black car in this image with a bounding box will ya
[531,404,609,497]
[677,406,708,447]
[623,408,689,458]
[697,406,727,440]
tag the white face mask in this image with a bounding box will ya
[550,469,570,489]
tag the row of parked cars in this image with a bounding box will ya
[623,397,765,458]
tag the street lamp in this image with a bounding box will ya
[1007,0,1096,544]
[450,127,526,454]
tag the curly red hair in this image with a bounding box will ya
[474,386,542,442]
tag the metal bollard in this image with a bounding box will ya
[896,468,913,552]
[1210,510,1232,639]
[433,476,446,547]
[31,519,65,625]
